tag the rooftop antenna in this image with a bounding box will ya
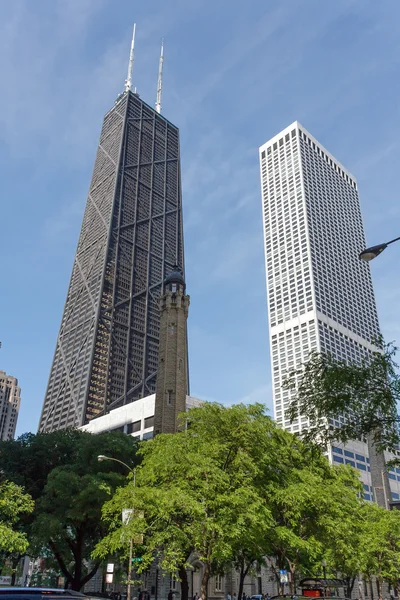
[155,38,164,113]
[125,24,136,92]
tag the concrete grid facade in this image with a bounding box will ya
[39,91,184,432]
[259,121,400,501]
[0,370,20,440]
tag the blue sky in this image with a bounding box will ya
[1,0,400,435]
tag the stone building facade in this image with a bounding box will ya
[154,268,190,435]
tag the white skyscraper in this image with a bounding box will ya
[0,370,21,440]
[259,121,400,502]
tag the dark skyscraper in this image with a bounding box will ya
[39,38,184,432]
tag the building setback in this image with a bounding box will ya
[39,90,184,432]
[0,370,21,440]
[259,121,400,502]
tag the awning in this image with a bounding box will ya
[300,579,346,588]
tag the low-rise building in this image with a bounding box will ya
[80,394,202,440]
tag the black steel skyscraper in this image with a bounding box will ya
[39,33,184,432]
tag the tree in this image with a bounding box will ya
[0,429,138,590]
[0,480,33,555]
[95,403,294,600]
[265,455,364,594]
[95,403,366,600]
[285,340,400,453]
[360,503,400,598]
[313,467,366,599]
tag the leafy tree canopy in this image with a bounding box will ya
[360,503,400,596]
[0,480,33,554]
[95,403,364,599]
[0,429,139,590]
[285,340,400,453]
[95,404,285,600]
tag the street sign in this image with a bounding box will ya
[132,557,143,563]
[279,570,288,584]
[107,563,115,573]
[106,573,114,584]
[0,576,12,586]
[122,509,133,524]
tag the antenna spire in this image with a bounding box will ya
[125,24,136,93]
[155,38,164,113]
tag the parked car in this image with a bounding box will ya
[0,589,88,600]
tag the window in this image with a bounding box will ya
[170,576,177,591]
[143,431,153,440]
[215,575,223,592]
[127,420,141,434]
[144,416,154,429]
[332,446,343,455]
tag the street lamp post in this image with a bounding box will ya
[359,235,400,262]
[97,455,136,600]
[358,237,399,510]
[97,454,134,473]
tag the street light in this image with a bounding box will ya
[97,454,134,473]
[97,455,136,600]
[359,235,400,262]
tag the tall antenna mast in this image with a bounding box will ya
[125,24,136,92]
[155,38,164,113]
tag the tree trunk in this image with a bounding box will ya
[395,580,400,600]
[346,576,356,599]
[11,555,21,586]
[238,562,250,600]
[287,562,295,595]
[80,563,101,590]
[179,565,189,600]
[48,539,74,589]
[72,560,82,591]
[201,562,211,600]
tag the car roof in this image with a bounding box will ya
[0,590,85,596]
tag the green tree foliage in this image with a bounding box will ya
[94,403,365,600]
[0,481,33,555]
[265,450,364,593]
[285,340,400,452]
[360,503,400,597]
[309,467,365,598]
[0,429,138,590]
[95,404,282,600]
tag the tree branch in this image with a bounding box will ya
[48,539,73,584]
[80,562,101,587]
